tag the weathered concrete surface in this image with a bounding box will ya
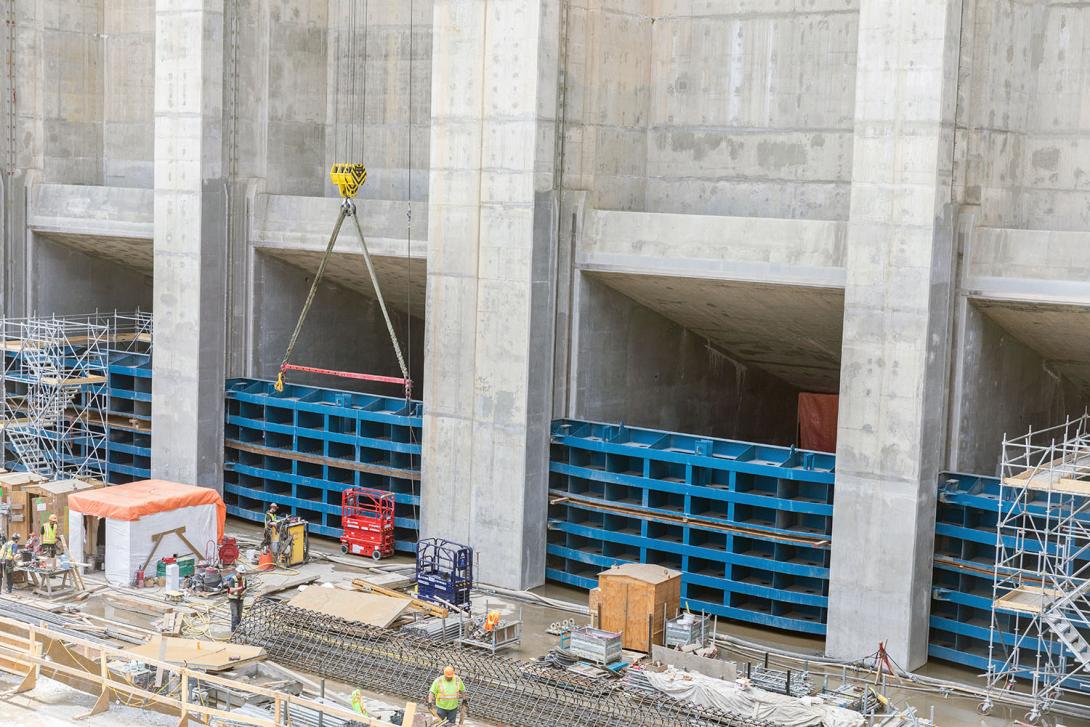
[571,274,802,444]
[955,2,1090,231]
[580,208,846,287]
[28,184,154,240]
[421,0,560,590]
[948,301,1085,476]
[252,194,427,256]
[151,0,227,490]
[104,0,155,187]
[30,234,152,316]
[828,0,963,670]
[965,227,1090,306]
[584,271,844,393]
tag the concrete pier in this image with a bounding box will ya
[150,0,228,488]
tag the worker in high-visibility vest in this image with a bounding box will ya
[349,689,369,718]
[427,665,466,725]
[226,571,247,632]
[261,503,281,551]
[40,514,60,558]
[0,533,20,594]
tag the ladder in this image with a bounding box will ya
[1042,610,1090,671]
[1,422,50,473]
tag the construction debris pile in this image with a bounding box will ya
[233,598,779,727]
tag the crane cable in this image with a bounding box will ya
[276,3,412,397]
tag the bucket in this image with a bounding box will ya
[257,551,275,571]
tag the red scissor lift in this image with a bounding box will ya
[340,487,395,560]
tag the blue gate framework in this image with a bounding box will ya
[546,419,836,635]
[222,378,423,551]
[102,349,152,482]
[5,346,1043,675]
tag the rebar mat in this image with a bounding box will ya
[233,599,778,727]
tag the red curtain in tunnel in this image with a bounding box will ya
[798,393,839,453]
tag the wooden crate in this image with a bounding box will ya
[594,563,681,653]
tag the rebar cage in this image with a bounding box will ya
[232,598,776,727]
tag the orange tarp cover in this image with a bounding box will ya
[67,479,226,538]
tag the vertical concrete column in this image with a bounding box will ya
[828,0,963,669]
[1,2,45,318]
[422,0,559,589]
[151,1,227,488]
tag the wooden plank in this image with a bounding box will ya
[550,491,830,547]
[350,578,448,618]
[225,439,421,481]
[259,573,319,598]
[994,585,1063,614]
[0,618,408,727]
[127,636,266,672]
[287,586,411,627]
[38,375,107,387]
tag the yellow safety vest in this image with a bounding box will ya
[41,523,57,545]
[0,542,15,561]
[430,676,464,711]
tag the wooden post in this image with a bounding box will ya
[13,626,39,694]
[76,652,110,719]
[177,671,189,727]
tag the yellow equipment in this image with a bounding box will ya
[270,518,309,567]
[329,163,367,198]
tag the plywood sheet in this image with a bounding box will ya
[128,637,265,671]
[994,585,1063,615]
[288,586,411,627]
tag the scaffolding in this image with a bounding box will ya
[0,311,153,481]
[984,414,1090,722]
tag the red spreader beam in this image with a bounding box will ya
[280,363,413,399]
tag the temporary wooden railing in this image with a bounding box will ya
[0,617,414,726]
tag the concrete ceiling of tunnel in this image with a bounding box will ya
[36,232,153,276]
[588,271,845,393]
[975,299,1090,393]
[259,248,427,320]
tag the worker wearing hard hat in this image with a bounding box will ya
[0,533,21,594]
[262,503,281,550]
[40,514,60,558]
[226,571,248,632]
[427,665,466,725]
[349,689,369,718]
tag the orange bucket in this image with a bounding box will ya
[257,551,276,571]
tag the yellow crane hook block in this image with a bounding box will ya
[330,163,367,198]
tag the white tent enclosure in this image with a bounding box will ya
[70,504,218,585]
[66,479,226,587]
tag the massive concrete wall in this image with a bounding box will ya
[571,274,799,444]
[562,1,858,218]
[949,303,1085,476]
[38,1,104,185]
[254,0,433,200]
[103,0,155,187]
[645,2,858,219]
[30,235,152,315]
[956,1,1090,231]
[561,0,652,211]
